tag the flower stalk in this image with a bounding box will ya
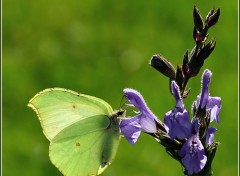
[120,5,221,176]
[150,6,220,99]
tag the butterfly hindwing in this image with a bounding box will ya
[49,115,107,176]
[97,114,121,175]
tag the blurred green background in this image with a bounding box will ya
[3,0,238,176]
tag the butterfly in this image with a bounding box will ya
[28,88,125,176]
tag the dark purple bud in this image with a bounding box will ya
[175,65,184,90]
[182,50,189,76]
[193,27,208,43]
[183,50,189,65]
[190,45,197,60]
[197,39,216,61]
[150,54,176,80]
[193,27,202,43]
[186,64,203,78]
[193,5,204,32]
[206,8,220,28]
[186,45,205,77]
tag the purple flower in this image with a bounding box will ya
[193,69,221,123]
[179,133,207,175]
[164,81,192,140]
[120,88,159,144]
[119,116,141,144]
[206,127,217,146]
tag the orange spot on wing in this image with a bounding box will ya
[76,142,80,147]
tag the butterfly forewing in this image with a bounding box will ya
[28,88,113,141]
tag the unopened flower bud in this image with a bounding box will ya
[193,5,204,32]
[193,27,208,43]
[150,54,176,80]
[176,65,184,90]
[206,8,220,28]
[182,50,189,76]
[197,39,216,61]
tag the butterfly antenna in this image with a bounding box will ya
[119,95,126,111]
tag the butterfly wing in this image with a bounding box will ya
[28,88,113,141]
[28,88,121,176]
[49,114,121,176]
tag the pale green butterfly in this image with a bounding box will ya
[28,88,125,176]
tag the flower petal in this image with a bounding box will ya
[179,134,207,174]
[164,82,192,140]
[123,88,158,133]
[207,97,221,123]
[206,127,217,145]
[193,69,222,123]
[164,109,192,140]
[120,116,141,144]
[171,81,183,108]
[123,88,149,112]
[200,69,212,108]
[138,113,157,133]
